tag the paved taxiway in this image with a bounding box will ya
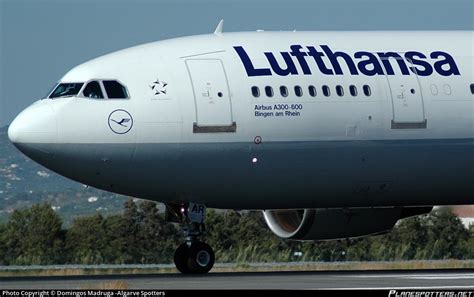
[1,270,473,289]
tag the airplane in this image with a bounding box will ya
[8,20,474,273]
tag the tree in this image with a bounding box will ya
[424,208,470,259]
[1,202,471,265]
[136,200,178,263]
[205,210,240,252]
[121,199,142,263]
[465,225,474,258]
[0,222,6,265]
[101,214,130,263]
[2,203,64,265]
[66,213,106,264]
[394,215,429,260]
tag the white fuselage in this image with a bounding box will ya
[8,31,474,209]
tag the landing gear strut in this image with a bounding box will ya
[166,203,215,274]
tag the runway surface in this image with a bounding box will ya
[1,270,474,289]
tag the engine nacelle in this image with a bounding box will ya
[263,207,432,240]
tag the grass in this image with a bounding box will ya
[81,281,129,290]
[0,260,472,277]
[216,260,474,273]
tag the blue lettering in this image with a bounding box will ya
[354,51,384,76]
[377,52,410,75]
[233,45,460,77]
[265,51,298,76]
[290,45,312,75]
[321,45,359,75]
[307,46,333,75]
[405,51,433,76]
[431,51,461,76]
[233,46,271,77]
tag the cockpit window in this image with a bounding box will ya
[45,83,58,99]
[103,80,128,99]
[49,83,84,98]
[83,81,104,99]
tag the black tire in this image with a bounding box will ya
[174,243,191,274]
[186,241,215,274]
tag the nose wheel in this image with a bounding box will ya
[166,203,215,274]
[174,241,215,274]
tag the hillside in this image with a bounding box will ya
[0,126,129,225]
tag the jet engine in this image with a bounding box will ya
[263,207,432,240]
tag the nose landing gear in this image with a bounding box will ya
[174,241,215,274]
[166,203,215,274]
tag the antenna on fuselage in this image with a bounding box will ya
[214,19,224,36]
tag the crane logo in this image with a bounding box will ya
[108,109,133,134]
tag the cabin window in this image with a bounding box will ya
[471,84,474,94]
[103,80,129,99]
[443,84,452,95]
[308,85,317,97]
[336,85,344,97]
[265,86,274,97]
[349,85,358,96]
[49,83,84,99]
[251,86,260,97]
[294,86,303,97]
[280,86,288,97]
[363,85,372,96]
[322,85,331,97]
[83,81,104,99]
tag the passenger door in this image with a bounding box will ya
[382,57,427,129]
[186,59,236,133]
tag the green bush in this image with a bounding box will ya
[0,202,472,265]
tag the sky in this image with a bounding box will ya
[0,0,472,127]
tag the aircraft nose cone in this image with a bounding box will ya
[8,101,57,148]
